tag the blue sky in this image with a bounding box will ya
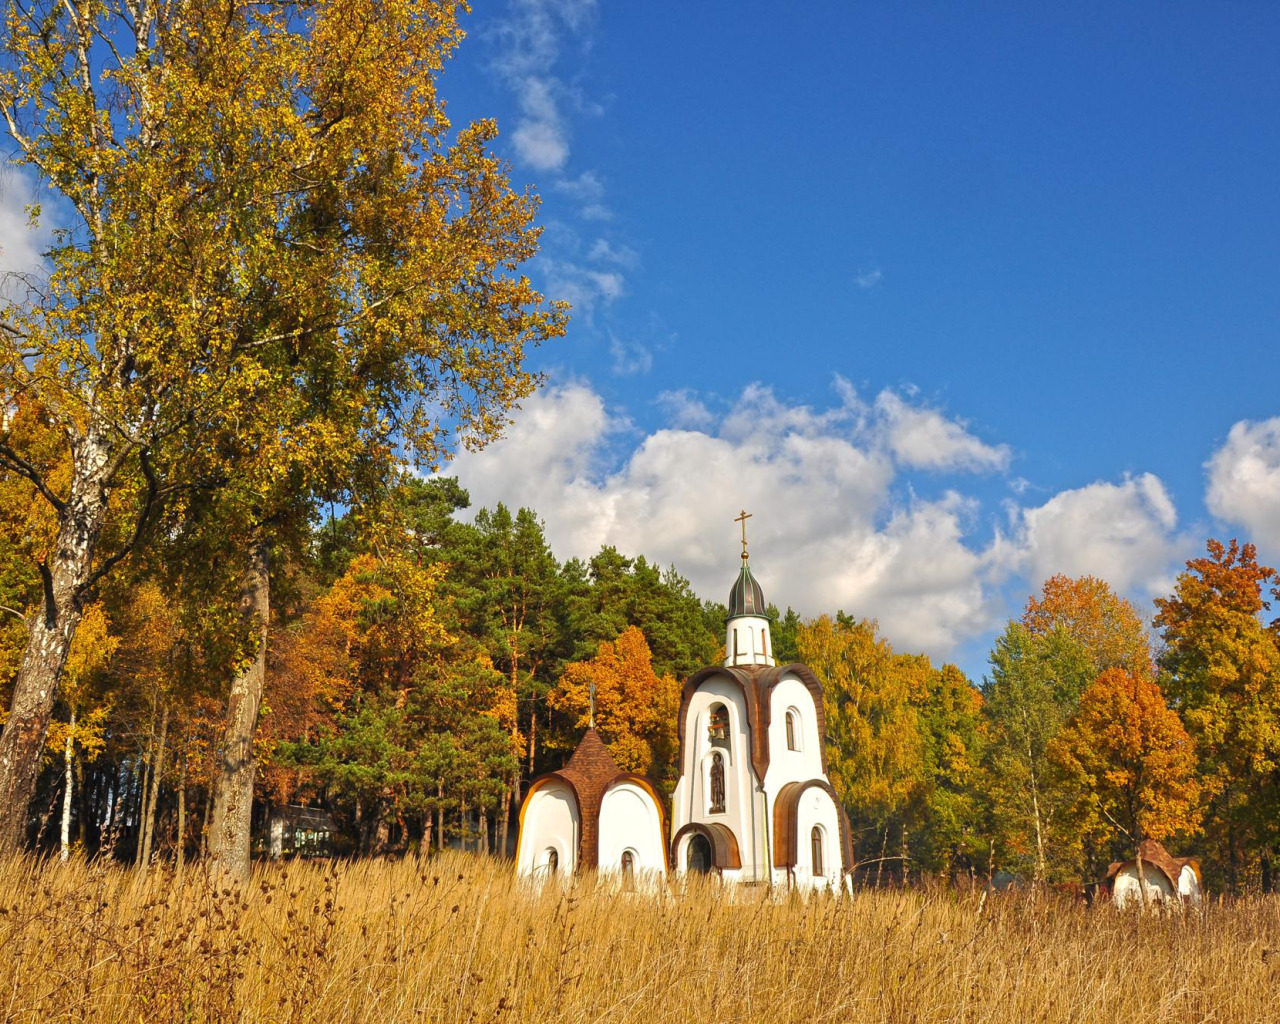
[2,2,1277,679]
[434,2,1280,679]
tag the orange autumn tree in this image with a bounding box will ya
[1023,574,1153,677]
[1050,668,1200,863]
[550,626,680,784]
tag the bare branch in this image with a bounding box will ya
[80,447,159,592]
[0,442,68,513]
[37,558,54,628]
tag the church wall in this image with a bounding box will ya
[790,786,843,890]
[515,780,580,879]
[1178,865,1202,904]
[763,676,825,789]
[1112,866,1176,909]
[672,677,764,878]
[598,782,666,877]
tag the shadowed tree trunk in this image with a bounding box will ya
[139,705,169,871]
[208,538,270,881]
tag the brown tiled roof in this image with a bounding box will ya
[1104,838,1201,891]
[676,662,829,783]
[555,728,620,871]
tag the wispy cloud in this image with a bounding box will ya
[855,267,883,289]
[554,171,611,220]
[608,332,653,376]
[540,257,624,322]
[588,238,639,268]
[490,0,598,173]
[656,389,715,430]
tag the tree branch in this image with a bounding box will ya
[0,442,68,513]
[37,558,55,628]
[80,447,158,593]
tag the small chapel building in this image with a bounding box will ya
[516,515,852,891]
[1104,838,1203,908]
[514,725,669,882]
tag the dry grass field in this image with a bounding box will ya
[1,853,1278,1024]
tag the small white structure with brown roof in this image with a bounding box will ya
[515,727,668,883]
[1104,838,1203,909]
[670,525,852,890]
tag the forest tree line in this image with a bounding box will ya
[4,463,1279,894]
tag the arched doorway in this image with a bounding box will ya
[687,833,713,873]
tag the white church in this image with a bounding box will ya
[516,516,852,890]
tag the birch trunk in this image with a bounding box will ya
[176,775,186,885]
[497,782,511,858]
[139,705,168,871]
[208,538,270,881]
[60,710,76,861]
[0,435,112,851]
[134,713,155,868]
[436,782,444,852]
[1022,709,1047,887]
[201,779,213,858]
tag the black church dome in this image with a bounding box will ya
[728,563,768,619]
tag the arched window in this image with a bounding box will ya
[708,703,729,741]
[545,848,558,875]
[785,709,799,751]
[621,849,635,890]
[709,752,726,813]
[811,827,824,877]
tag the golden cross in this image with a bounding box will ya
[734,509,752,563]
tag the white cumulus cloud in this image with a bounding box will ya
[1205,416,1280,557]
[442,381,1190,661]
[444,381,1026,656]
[1010,473,1181,597]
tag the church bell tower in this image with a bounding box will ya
[725,510,774,668]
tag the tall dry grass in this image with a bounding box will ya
[1,853,1277,1023]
